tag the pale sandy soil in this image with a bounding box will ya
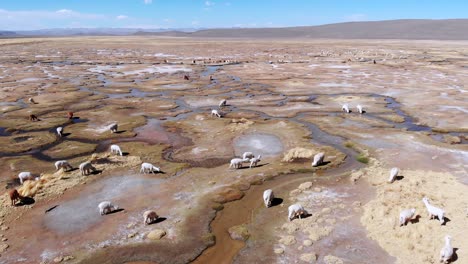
[358,159,468,264]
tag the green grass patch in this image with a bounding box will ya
[344,141,354,148]
[356,154,369,164]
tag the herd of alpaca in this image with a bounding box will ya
[10,97,456,263]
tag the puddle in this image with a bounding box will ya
[44,174,162,234]
[201,66,220,77]
[233,133,284,157]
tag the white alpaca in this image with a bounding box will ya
[263,189,274,208]
[211,109,221,118]
[18,172,38,184]
[109,123,118,133]
[110,144,123,156]
[388,167,399,183]
[342,104,350,113]
[54,160,73,171]
[143,210,159,225]
[357,104,364,114]
[249,155,261,168]
[439,235,453,264]
[288,204,307,221]
[399,208,416,226]
[219,99,227,107]
[28,98,35,104]
[242,152,255,160]
[311,152,325,167]
[422,197,445,225]
[79,161,96,176]
[229,158,249,169]
[56,127,63,137]
[98,201,118,215]
[140,162,160,174]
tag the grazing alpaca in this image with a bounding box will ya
[211,109,221,118]
[56,127,63,137]
[67,112,74,119]
[439,235,453,264]
[143,210,159,225]
[9,189,23,206]
[29,114,38,121]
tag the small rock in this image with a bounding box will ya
[279,235,296,246]
[274,248,284,254]
[300,253,317,262]
[127,223,136,228]
[53,256,64,263]
[1,238,6,242]
[303,240,313,246]
[208,181,216,185]
[322,208,331,214]
[127,232,137,238]
[147,229,166,240]
[0,243,8,252]
[228,225,250,241]
[324,255,344,264]
[0,226,8,231]
[298,182,313,190]
[314,187,321,192]
[290,189,302,196]
[63,255,74,261]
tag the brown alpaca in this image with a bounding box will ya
[9,189,23,206]
[29,114,38,121]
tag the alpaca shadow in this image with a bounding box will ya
[61,132,71,137]
[45,205,59,213]
[152,217,167,224]
[361,110,367,114]
[107,208,125,215]
[89,169,102,175]
[121,152,130,156]
[16,197,35,206]
[395,175,405,181]
[270,198,283,207]
[409,215,421,224]
[298,213,312,220]
[442,216,451,226]
[451,248,459,262]
[66,167,79,172]
[317,161,331,167]
[114,130,126,134]
[238,163,268,170]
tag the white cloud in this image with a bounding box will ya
[205,1,215,6]
[344,14,367,22]
[56,9,73,14]
[144,0,153,4]
[191,20,200,26]
[0,9,106,30]
[116,15,128,20]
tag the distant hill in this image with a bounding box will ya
[2,19,468,40]
[138,19,468,40]
[0,31,17,36]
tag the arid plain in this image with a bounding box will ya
[0,37,467,264]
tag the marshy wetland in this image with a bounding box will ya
[0,37,467,264]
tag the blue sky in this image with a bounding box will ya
[0,0,466,30]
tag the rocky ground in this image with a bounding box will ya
[0,37,466,263]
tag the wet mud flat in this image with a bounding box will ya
[0,37,467,264]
